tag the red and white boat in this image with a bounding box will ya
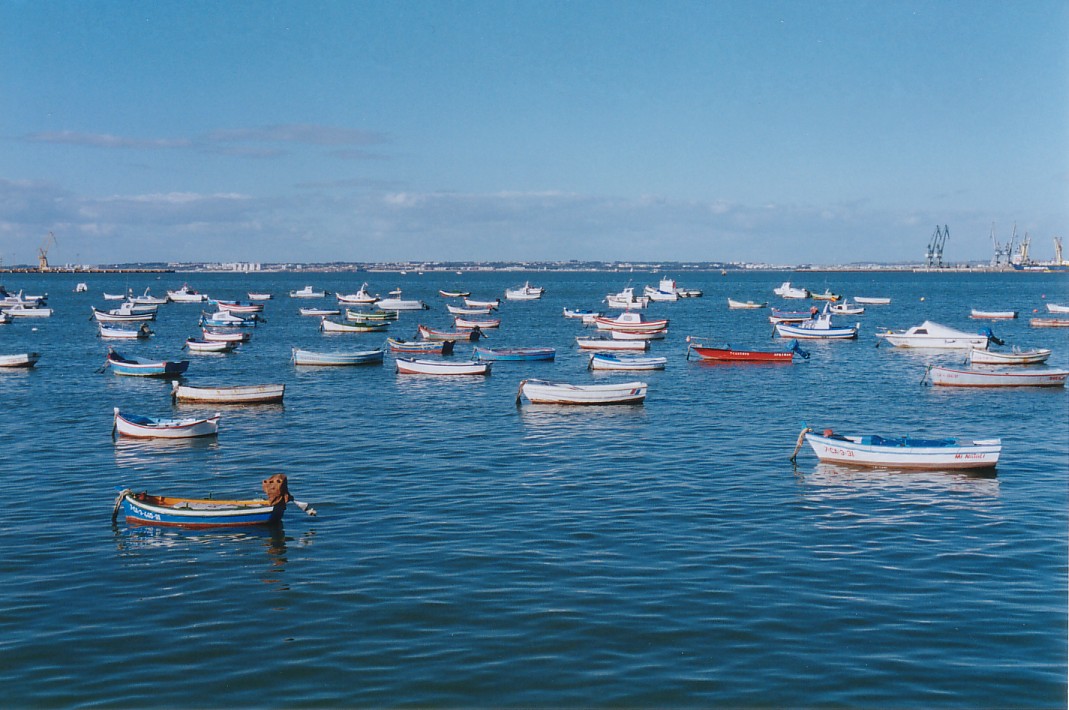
[593,311,669,333]
[454,316,501,329]
[418,324,483,341]
[686,338,808,362]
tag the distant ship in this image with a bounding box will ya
[1011,236,1069,272]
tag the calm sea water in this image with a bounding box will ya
[0,270,1065,707]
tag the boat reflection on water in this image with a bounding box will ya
[517,402,649,442]
[113,435,219,466]
[795,461,1001,507]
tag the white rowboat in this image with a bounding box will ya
[395,358,491,375]
[113,407,220,439]
[588,354,667,371]
[926,365,1068,387]
[968,347,1051,365]
[517,379,648,405]
[0,352,40,368]
[801,429,1001,469]
[172,382,285,404]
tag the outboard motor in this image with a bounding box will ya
[979,327,1005,346]
[789,339,811,360]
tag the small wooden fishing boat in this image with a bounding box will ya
[610,328,666,340]
[92,306,155,322]
[345,309,398,324]
[925,365,1068,387]
[75,282,89,293]
[212,300,264,314]
[112,474,314,528]
[1045,303,1069,314]
[727,298,767,309]
[113,301,158,315]
[419,324,483,341]
[104,349,189,377]
[505,282,545,300]
[563,308,602,320]
[103,291,127,301]
[395,357,491,375]
[773,282,810,299]
[1030,317,1069,328]
[320,318,389,333]
[99,323,153,340]
[774,306,858,339]
[795,427,1001,469]
[184,338,236,353]
[474,346,555,361]
[299,307,341,317]
[686,338,808,362]
[447,304,492,315]
[336,283,379,304]
[644,285,678,302]
[588,353,666,370]
[386,338,455,355]
[292,347,384,366]
[811,289,842,302]
[517,379,648,405]
[830,301,865,315]
[113,407,220,439]
[172,382,285,404]
[854,296,891,305]
[201,328,251,343]
[970,309,1017,319]
[676,288,703,298]
[464,297,500,309]
[876,321,994,349]
[376,289,428,310]
[768,307,818,324]
[605,286,649,309]
[594,312,669,332]
[167,285,208,303]
[290,286,327,298]
[2,303,53,318]
[575,336,649,351]
[439,289,471,298]
[247,292,273,301]
[0,352,40,368]
[454,316,500,329]
[969,347,1051,365]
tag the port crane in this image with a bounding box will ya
[989,222,1017,268]
[38,232,56,272]
[925,225,950,268]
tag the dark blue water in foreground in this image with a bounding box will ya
[0,270,1065,707]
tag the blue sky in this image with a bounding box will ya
[2,0,1066,265]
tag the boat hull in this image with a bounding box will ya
[805,432,1001,469]
[119,493,283,527]
[395,358,490,375]
[519,379,648,405]
[114,410,220,438]
[474,347,555,361]
[172,383,285,403]
[928,366,1068,387]
[588,354,666,370]
[688,345,794,362]
[0,352,40,368]
[292,348,384,366]
[969,348,1051,365]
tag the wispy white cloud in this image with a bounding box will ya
[23,131,194,149]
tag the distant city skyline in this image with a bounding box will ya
[2,1,1066,266]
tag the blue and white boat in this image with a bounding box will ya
[795,427,1002,470]
[104,348,189,377]
[588,353,667,370]
[291,347,385,366]
[473,346,556,361]
[774,305,858,339]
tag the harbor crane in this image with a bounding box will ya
[925,225,950,268]
[38,232,56,272]
[990,222,1016,268]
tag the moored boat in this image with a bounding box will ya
[336,283,379,304]
[1045,303,1069,314]
[299,307,341,317]
[2,303,53,318]
[970,309,1017,319]
[795,427,1001,469]
[113,407,220,439]
[292,347,385,366]
[290,286,327,298]
[563,308,602,320]
[92,306,155,323]
[104,349,189,377]
[968,347,1051,365]
[774,305,858,339]
[474,346,555,361]
[464,297,500,309]
[594,311,669,332]
[773,282,810,299]
[98,323,153,340]
[184,338,236,353]
[454,316,501,329]
[386,338,455,355]
[112,474,314,527]
[447,304,493,315]
[505,282,545,300]
[0,352,40,368]
[588,353,666,371]
[686,338,808,362]
[418,324,483,341]
[376,289,428,310]
[395,357,491,375]
[727,298,768,309]
[769,307,819,324]
[172,382,285,404]
[320,318,389,333]
[517,379,648,405]
[876,321,995,349]
[129,288,169,305]
[830,301,865,315]
[925,365,1068,387]
[1030,317,1069,328]
[201,328,251,343]
[166,285,208,303]
[811,289,842,302]
[439,289,471,298]
[605,286,649,309]
[247,292,273,301]
[854,296,891,305]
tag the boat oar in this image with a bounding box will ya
[789,426,812,463]
[111,488,132,523]
[515,379,527,407]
